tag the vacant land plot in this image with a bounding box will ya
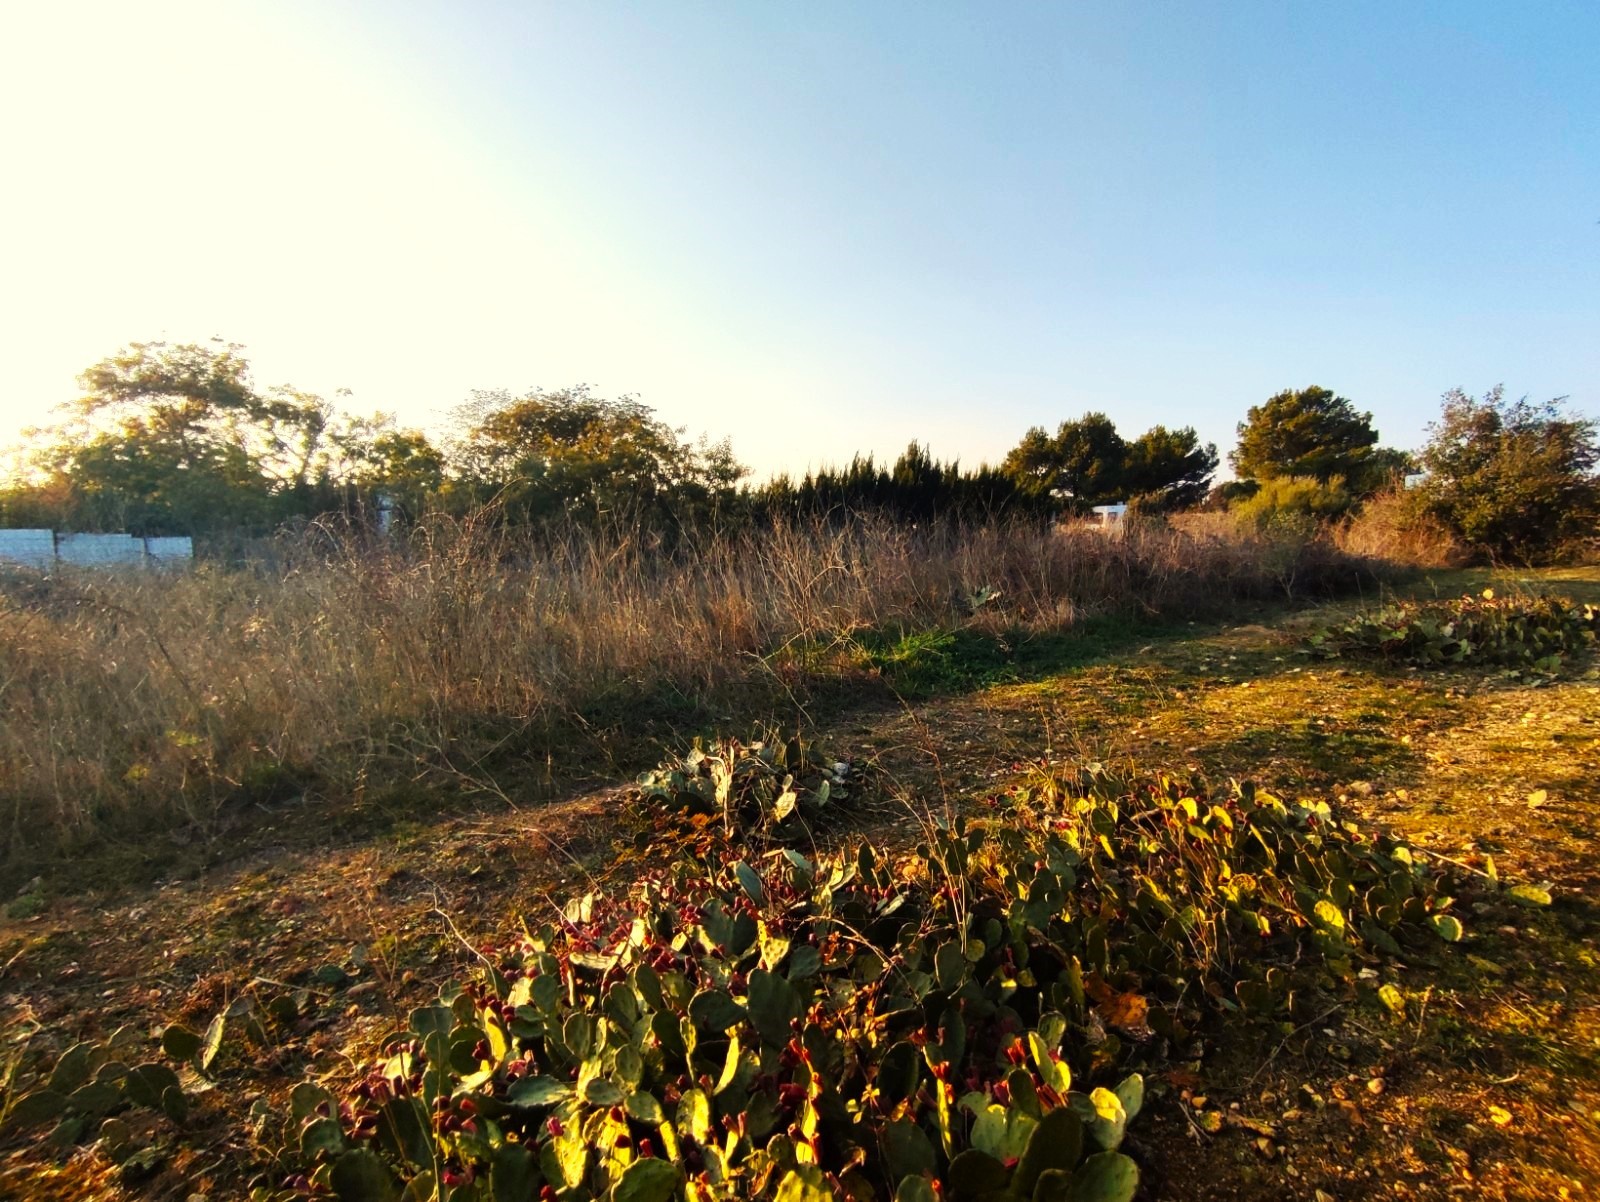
[2,568,1596,1200]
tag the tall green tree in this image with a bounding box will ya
[74,341,338,491]
[753,443,1044,524]
[1002,413,1128,508]
[342,426,446,518]
[450,386,745,528]
[1231,386,1379,484]
[54,418,279,534]
[1123,425,1219,509]
[1415,386,1599,562]
[1002,414,1216,511]
[23,341,325,534]
[8,341,417,536]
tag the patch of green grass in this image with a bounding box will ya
[849,615,1191,698]
[856,625,1017,695]
[4,892,43,920]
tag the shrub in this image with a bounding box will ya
[1415,387,1600,564]
[634,732,869,841]
[1230,475,1353,538]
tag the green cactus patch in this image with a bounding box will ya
[0,1029,193,1168]
[231,758,1492,1201]
[634,730,871,841]
[1307,590,1599,671]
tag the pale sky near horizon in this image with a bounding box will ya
[1,1,1595,481]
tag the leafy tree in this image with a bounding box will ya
[14,341,314,534]
[1002,414,1216,511]
[997,427,1060,499]
[8,341,408,536]
[1002,413,1127,508]
[339,426,446,521]
[1123,425,1219,510]
[54,419,280,534]
[74,341,337,491]
[1232,386,1379,484]
[451,386,745,529]
[0,471,82,530]
[1415,386,1599,562]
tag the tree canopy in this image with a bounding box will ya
[13,341,360,535]
[29,339,1553,552]
[1122,425,1220,509]
[1001,413,1217,511]
[0,343,762,540]
[756,442,1048,524]
[1415,387,1599,563]
[1231,386,1381,485]
[449,386,745,528]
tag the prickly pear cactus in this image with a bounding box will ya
[263,760,1474,1201]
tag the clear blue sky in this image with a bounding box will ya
[1,1,1595,479]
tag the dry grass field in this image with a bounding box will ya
[1,532,1596,1201]
[0,516,1361,877]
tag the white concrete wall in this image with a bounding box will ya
[0,529,196,571]
[56,533,145,568]
[144,536,195,565]
[0,528,56,570]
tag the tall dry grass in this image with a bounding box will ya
[1332,485,1470,568]
[0,514,1374,864]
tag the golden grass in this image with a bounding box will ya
[1333,484,1470,568]
[0,514,1373,863]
